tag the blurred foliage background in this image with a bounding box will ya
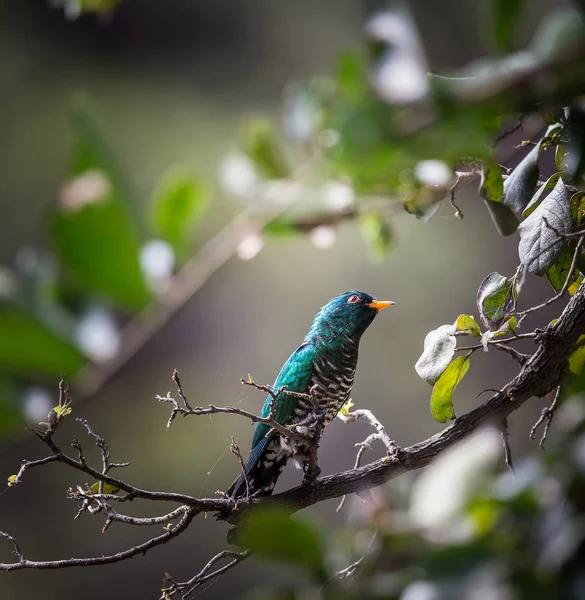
[1,0,583,598]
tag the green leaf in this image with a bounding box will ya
[502,144,540,216]
[0,304,85,377]
[562,107,585,184]
[490,0,524,52]
[403,184,445,222]
[359,213,392,260]
[430,356,469,423]
[150,167,209,256]
[568,333,585,375]
[53,186,150,311]
[477,272,517,331]
[556,144,573,174]
[335,51,368,100]
[480,160,504,203]
[7,474,18,487]
[90,482,121,495]
[241,118,290,180]
[235,509,325,580]
[415,324,457,385]
[570,191,585,226]
[69,97,132,198]
[483,199,519,236]
[546,247,584,295]
[53,101,150,311]
[454,314,481,337]
[53,403,72,420]
[522,172,566,218]
[518,176,572,275]
[0,379,22,438]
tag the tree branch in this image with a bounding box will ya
[0,507,197,571]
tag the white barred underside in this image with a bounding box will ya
[252,334,358,494]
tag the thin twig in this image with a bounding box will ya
[229,438,250,499]
[0,508,197,571]
[495,117,524,143]
[158,372,310,443]
[493,342,529,365]
[172,369,192,411]
[456,331,536,353]
[336,406,399,512]
[447,170,480,219]
[0,531,24,562]
[529,386,563,449]
[161,549,251,599]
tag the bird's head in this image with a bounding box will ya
[308,291,394,342]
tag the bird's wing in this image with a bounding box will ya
[251,342,315,448]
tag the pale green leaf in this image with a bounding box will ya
[454,314,481,337]
[430,356,470,423]
[150,168,209,256]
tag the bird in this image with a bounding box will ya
[227,290,394,499]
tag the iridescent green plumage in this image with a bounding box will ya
[228,291,393,498]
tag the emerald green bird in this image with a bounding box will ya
[228,291,394,498]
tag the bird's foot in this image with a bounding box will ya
[385,442,405,461]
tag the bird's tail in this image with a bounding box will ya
[227,435,289,498]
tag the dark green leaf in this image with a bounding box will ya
[54,104,150,311]
[479,160,504,203]
[502,144,540,216]
[490,0,524,52]
[241,118,290,180]
[558,107,585,184]
[235,509,325,580]
[0,378,21,438]
[481,159,518,235]
[483,200,519,236]
[556,144,573,173]
[150,167,209,256]
[69,97,133,200]
[263,220,300,237]
[570,191,585,226]
[403,185,445,222]
[477,272,517,330]
[0,304,85,377]
[359,213,392,260]
[546,247,584,295]
[53,176,150,311]
[415,324,456,385]
[430,356,469,423]
[522,172,566,218]
[518,176,572,275]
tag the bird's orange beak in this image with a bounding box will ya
[366,300,395,311]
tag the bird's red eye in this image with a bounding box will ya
[347,294,360,304]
